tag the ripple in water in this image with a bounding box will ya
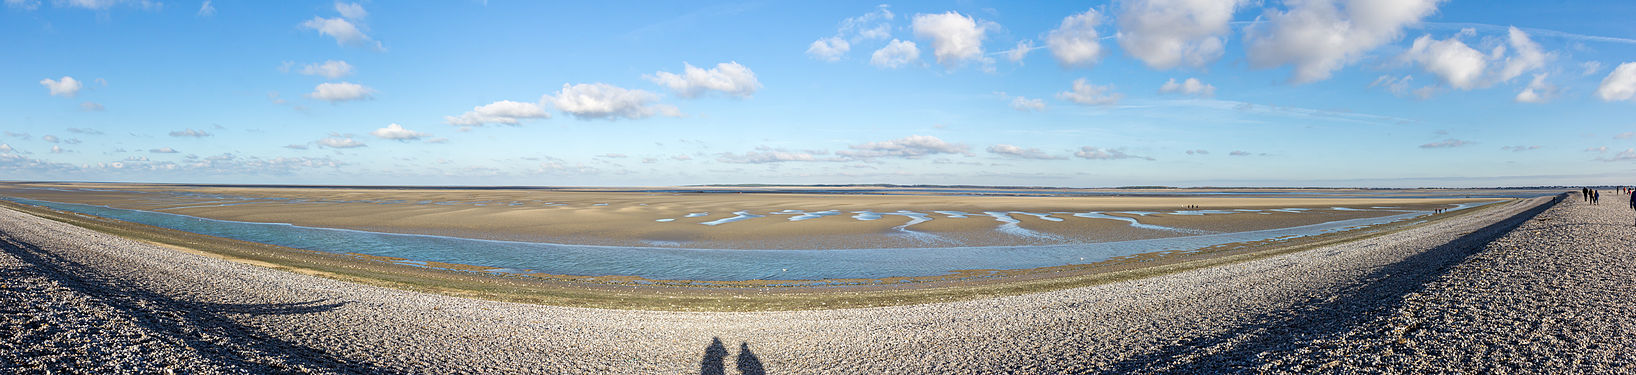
[769,210,842,221]
[983,211,1065,241]
[700,211,764,226]
[1070,212,1213,234]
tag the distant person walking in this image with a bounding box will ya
[1630,190,1636,227]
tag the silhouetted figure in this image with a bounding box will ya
[1629,191,1636,227]
[701,338,728,375]
[736,342,766,375]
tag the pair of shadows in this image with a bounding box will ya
[700,337,765,375]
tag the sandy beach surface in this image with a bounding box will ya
[0,182,1506,249]
[4,192,1631,373]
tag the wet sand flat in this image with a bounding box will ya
[0,182,1511,249]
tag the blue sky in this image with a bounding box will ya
[3,0,1635,187]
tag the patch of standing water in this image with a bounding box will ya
[1069,212,1213,234]
[768,210,841,221]
[984,211,1065,241]
[700,211,764,226]
[933,210,972,218]
[684,212,709,218]
[655,218,675,222]
[880,211,951,244]
[851,211,882,220]
[1167,210,1238,216]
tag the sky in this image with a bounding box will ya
[3,0,1635,188]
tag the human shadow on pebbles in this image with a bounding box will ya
[0,236,393,374]
[699,337,766,375]
[1100,196,1561,373]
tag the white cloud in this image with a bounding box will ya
[1046,9,1104,68]
[1371,74,1435,99]
[0,144,12,152]
[646,62,760,99]
[40,76,82,97]
[1419,139,1471,148]
[987,144,1065,160]
[197,0,213,16]
[1010,96,1046,112]
[870,39,920,69]
[370,123,429,141]
[150,147,178,153]
[299,60,354,79]
[80,101,105,111]
[1057,78,1122,106]
[1582,61,1603,76]
[716,149,835,164]
[1616,132,1635,140]
[806,5,894,62]
[1159,77,1216,97]
[51,145,62,153]
[1403,34,1487,90]
[1514,74,1557,103]
[1074,147,1151,160]
[1596,62,1636,102]
[318,136,366,149]
[837,135,971,159]
[284,144,309,150]
[1186,149,1209,155]
[1005,40,1038,63]
[807,37,850,62]
[300,16,384,51]
[41,135,59,143]
[335,1,366,19]
[1601,148,1636,162]
[1497,27,1548,82]
[66,128,101,135]
[444,100,549,127]
[840,5,894,41]
[1117,0,1244,69]
[1229,150,1252,156]
[307,82,374,102]
[1245,0,1443,83]
[168,128,211,137]
[912,11,990,68]
[5,0,39,10]
[545,83,679,120]
[1500,145,1540,152]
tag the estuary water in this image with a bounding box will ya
[7,197,1493,281]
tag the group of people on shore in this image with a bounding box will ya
[1583,187,1636,227]
[1582,187,1601,204]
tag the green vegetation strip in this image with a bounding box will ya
[0,198,1511,312]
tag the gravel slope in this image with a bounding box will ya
[4,194,1624,374]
